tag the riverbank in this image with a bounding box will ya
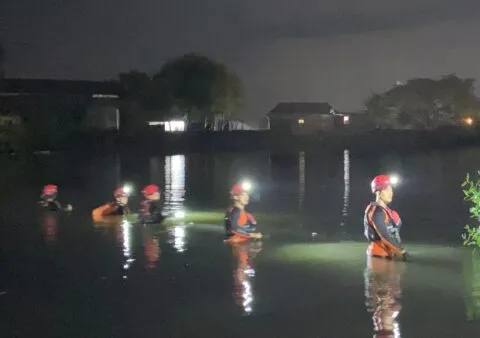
[2,127,480,155]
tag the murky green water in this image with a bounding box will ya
[1,149,480,337]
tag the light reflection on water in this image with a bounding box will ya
[230,241,263,315]
[164,154,186,215]
[364,257,404,338]
[169,225,186,253]
[121,220,134,278]
[298,151,305,213]
[41,212,58,246]
[341,149,350,227]
[164,155,188,253]
[143,227,161,269]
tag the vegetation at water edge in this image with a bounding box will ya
[461,172,480,248]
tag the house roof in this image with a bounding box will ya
[268,102,335,116]
[1,78,125,97]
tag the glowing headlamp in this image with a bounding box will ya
[123,184,133,195]
[389,174,400,186]
[241,181,252,192]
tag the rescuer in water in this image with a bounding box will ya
[92,187,130,218]
[224,182,262,242]
[139,184,164,224]
[39,184,73,211]
[364,175,408,260]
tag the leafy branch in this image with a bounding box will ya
[461,173,480,248]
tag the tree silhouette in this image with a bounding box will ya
[153,53,244,123]
[365,75,479,129]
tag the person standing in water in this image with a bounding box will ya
[364,175,408,260]
[139,184,164,224]
[39,184,73,211]
[92,187,130,218]
[224,182,262,242]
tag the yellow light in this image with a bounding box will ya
[464,117,474,125]
[298,119,304,124]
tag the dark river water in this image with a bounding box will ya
[1,148,480,337]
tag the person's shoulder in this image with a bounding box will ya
[365,202,377,213]
[371,206,388,220]
[226,207,242,215]
[366,203,386,216]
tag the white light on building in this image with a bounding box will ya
[148,120,186,132]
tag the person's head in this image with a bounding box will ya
[142,184,161,201]
[230,183,250,208]
[114,188,129,206]
[371,175,394,205]
[42,184,58,201]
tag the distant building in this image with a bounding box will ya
[0,78,125,131]
[148,118,187,132]
[267,102,346,135]
[146,115,255,132]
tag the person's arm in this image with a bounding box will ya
[389,210,402,228]
[368,206,403,255]
[92,203,115,218]
[54,200,63,210]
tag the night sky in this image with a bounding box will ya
[2,0,480,122]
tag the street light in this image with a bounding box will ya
[464,117,474,126]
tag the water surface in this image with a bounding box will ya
[0,149,480,337]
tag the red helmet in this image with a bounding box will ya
[42,184,58,196]
[230,183,247,196]
[371,175,392,193]
[142,184,160,196]
[114,187,127,197]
